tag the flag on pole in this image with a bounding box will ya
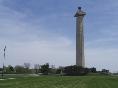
[4,46,6,59]
[4,46,6,52]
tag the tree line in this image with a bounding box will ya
[0,63,109,76]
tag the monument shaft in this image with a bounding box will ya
[75,7,86,67]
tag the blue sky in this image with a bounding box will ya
[0,0,118,72]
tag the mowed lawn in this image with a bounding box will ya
[0,76,118,88]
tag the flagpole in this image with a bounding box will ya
[1,46,6,79]
[1,63,4,79]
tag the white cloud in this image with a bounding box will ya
[1,37,75,67]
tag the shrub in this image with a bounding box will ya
[63,65,89,76]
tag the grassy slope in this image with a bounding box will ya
[0,76,118,88]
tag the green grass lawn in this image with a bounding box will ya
[0,75,118,88]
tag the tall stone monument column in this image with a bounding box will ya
[74,7,86,67]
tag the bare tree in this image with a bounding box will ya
[24,63,30,73]
[24,63,30,69]
[34,64,40,74]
